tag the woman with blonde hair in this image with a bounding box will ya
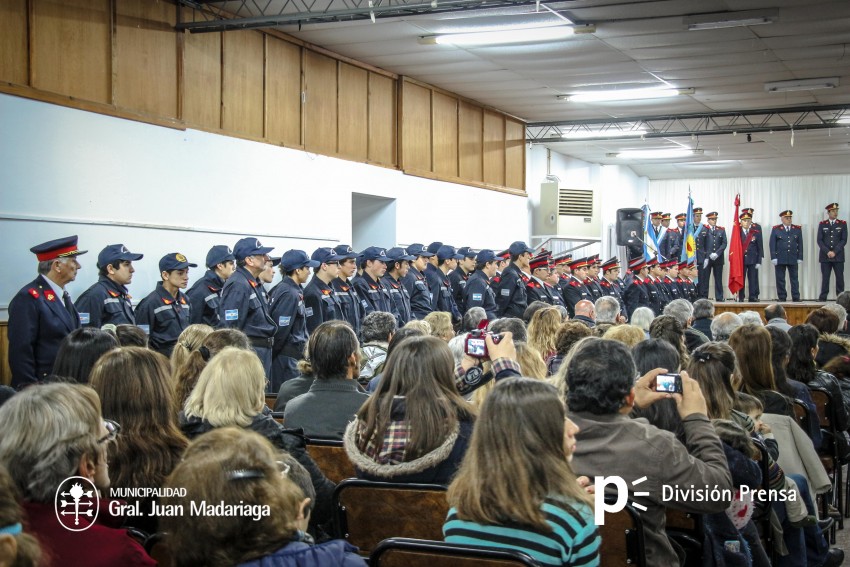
[424,311,454,342]
[602,324,646,348]
[170,323,213,377]
[180,347,336,528]
[445,378,599,566]
[471,342,546,406]
[173,328,251,407]
[527,307,562,361]
[160,427,364,567]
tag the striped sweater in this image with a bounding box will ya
[443,497,600,566]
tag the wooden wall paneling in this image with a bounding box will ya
[221,30,264,138]
[337,62,368,161]
[505,117,525,191]
[114,0,178,118]
[0,0,28,85]
[0,323,9,386]
[483,110,505,187]
[400,80,432,172]
[303,50,338,156]
[367,72,396,166]
[182,8,221,129]
[31,0,111,103]
[458,101,483,182]
[432,92,458,178]
[265,36,302,147]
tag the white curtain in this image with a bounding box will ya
[649,175,850,301]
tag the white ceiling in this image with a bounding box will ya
[223,0,850,179]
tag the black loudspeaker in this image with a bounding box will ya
[616,208,644,246]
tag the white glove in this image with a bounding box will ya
[709,253,718,260]
[703,259,709,269]
[797,259,803,264]
[771,259,778,266]
[755,264,760,270]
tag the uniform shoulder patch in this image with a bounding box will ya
[840,220,847,224]
[716,225,725,230]
[107,290,120,298]
[570,280,580,287]
[792,224,801,229]
[773,224,782,229]
[820,219,829,224]
[28,288,39,299]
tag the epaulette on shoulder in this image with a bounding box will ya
[792,224,801,229]
[820,219,829,224]
[570,280,580,287]
[28,288,39,299]
[716,225,725,230]
[840,219,847,224]
[773,224,782,229]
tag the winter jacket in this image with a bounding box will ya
[237,538,365,567]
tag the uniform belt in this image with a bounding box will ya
[249,336,274,348]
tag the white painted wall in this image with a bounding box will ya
[0,94,529,318]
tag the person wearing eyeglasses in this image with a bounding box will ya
[219,237,278,379]
[0,383,156,566]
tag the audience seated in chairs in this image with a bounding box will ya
[528,307,564,361]
[711,312,743,343]
[691,298,715,340]
[366,326,428,393]
[168,324,213,379]
[730,325,796,418]
[89,347,188,535]
[274,358,315,412]
[160,427,365,567]
[545,321,591,377]
[821,354,850,415]
[114,323,149,347]
[0,383,156,566]
[172,328,251,408]
[179,347,336,529]
[664,298,710,353]
[49,327,119,384]
[444,378,600,567]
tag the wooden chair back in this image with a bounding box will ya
[599,497,647,567]
[371,538,542,567]
[306,439,355,483]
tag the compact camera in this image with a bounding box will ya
[655,373,683,394]
[464,330,503,359]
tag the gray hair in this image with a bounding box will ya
[488,317,528,342]
[0,383,102,502]
[37,256,75,275]
[738,311,763,326]
[361,311,398,343]
[837,291,850,312]
[630,307,655,331]
[823,303,847,332]
[447,334,467,365]
[461,307,487,333]
[594,296,621,324]
[710,312,743,342]
[692,298,715,319]
[663,299,694,329]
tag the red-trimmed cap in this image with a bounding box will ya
[646,257,659,268]
[497,249,511,260]
[662,260,678,269]
[587,254,600,265]
[568,257,589,270]
[742,207,754,215]
[650,211,663,220]
[706,211,718,219]
[628,257,646,271]
[780,210,793,218]
[740,212,752,220]
[600,256,620,270]
[552,252,572,266]
[678,261,689,270]
[826,203,839,211]
[693,207,703,214]
[675,213,686,220]
[529,251,552,271]
[661,213,672,221]
[30,235,87,262]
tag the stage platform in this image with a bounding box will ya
[712,301,828,326]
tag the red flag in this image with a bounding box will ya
[728,194,744,295]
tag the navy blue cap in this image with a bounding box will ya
[427,242,443,254]
[361,247,389,262]
[98,244,143,268]
[311,247,343,264]
[159,253,197,272]
[333,244,358,259]
[476,249,497,263]
[233,237,274,261]
[407,243,435,257]
[508,241,534,256]
[386,247,416,262]
[457,246,477,258]
[270,257,281,267]
[30,235,87,262]
[206,245,235,268]
[437,245,463,261]
[281,250,319,272]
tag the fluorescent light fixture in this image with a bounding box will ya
[608,149,704,159]
[558,87,693,103]
[765,77,839,93]
[837,117,850,124]
[685,10,778,30]
[558,128,648,139]
[419,24,594,46]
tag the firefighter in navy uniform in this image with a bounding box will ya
[353,247,399,318]
[551,253,572,300]
[599,257,627,317]
[383,247,415,325]
[563,257,591,317]
[769,210,804,302]
[219,237,277,378]
[426,245,463,322]
[584,255,604,301]
[662,260,683,302]
[401,243,435,320]
[739,212,764,302]
[269,249,317,388]
[185,245,235,326]
[8,236,87,388]
[698,212,727,301]
[641,258,663,314]
[332,244,365,335]
[464,249,499,320]
[75,244,142,329]
[304,247,344,333]
[449,247,476,314]
[623,258,652,318]
[494,241,533,318]
[661,213,685,262]
[135,253,196,358]
[818,203,847,301]
[526,250,557,305]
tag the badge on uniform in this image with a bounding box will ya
[279,316,291,327]
[361,300,368,308]
[79,313,90,324]
[225,309,239,321]
[501,289,510,296]
[305,307,314,317]
[472,293,483,301]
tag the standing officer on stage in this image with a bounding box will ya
[186,245,236,326]
[220,237,277,377]
[450,247,476,314]
[269,250,317,388]
[135,253,196,358]
[495,241,533,318]
[354,247,399,318]
[464,249,499,320]
[739,212,764,302]
[304,247,344,333]
[332,244,365,335]
[401,243,435,320]
[75,244,142,328]
[818,203,847,301]
[661,213,685,262]
[699,212,727,301]
[383,247,415,326]
[770,210,804,302]
[427,245,463,322]
[8,236,86,388]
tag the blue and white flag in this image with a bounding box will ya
[642,203,660,261]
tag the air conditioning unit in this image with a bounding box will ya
[532,182,601,238]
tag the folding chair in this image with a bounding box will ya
[264,393,277,410]
[598,496,647,567]
[306,438,356,483]
[809,387,844,540]
[666,509,704,567]
[370,537,542,567]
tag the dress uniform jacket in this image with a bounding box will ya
[402,267,433,320]
[817,219,847,262]
[424,264,460,319]
[494,263,529,318]
[186,270,225,326]
[382,274,413,326]
[584,278,604,301]
[526,277,564,307]
[563,275,591,318]
[135,283,191,358]
[739,226,764,301]
[332,277,364,335]
[555,274,570,299]
[353,272,398,317]
[661,228,683,262]
[769,224,804,264]
[448,268,471,314]
[699,226,727,264]
[623,277,652,318]
[8,275,81,387]
[75,276,135,328]
[303,277,344,334]
[464,270,498,320]
[643,277,663,314]
[662,276,682,301]
[219,266,277,374]
[269,277,308,386]
[599,277,627,316]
